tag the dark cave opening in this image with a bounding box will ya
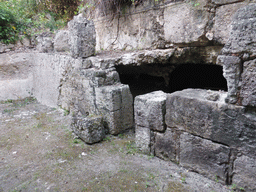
[115,64,228,98]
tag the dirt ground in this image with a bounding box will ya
[0,98,234,192]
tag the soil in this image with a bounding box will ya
[0,98,233,192]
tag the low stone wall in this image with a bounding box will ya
[135,89,256,191]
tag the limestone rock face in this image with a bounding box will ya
[54,30,70,52]
[71,116,105,144]
[134,91,166,132]
[217,3,256,106]
[240,59,256,106]
[36,32,54,53]
[68,14,96,58]
[135,126,152,154]
[222,3,256,56]
[164,0,210,46]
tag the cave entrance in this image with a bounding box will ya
[115,64,227,98]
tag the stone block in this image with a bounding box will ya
[217,55,242,104]
[36,32,54,53]
[180,132,230,183]
[96,84,133,135]
[134,91,166,132]
[135,126,151,155]
[213,3,246,45]
[68,14,96,58]
[164,0,209,46]
[54,30,70,52]
[233,155,256,191]
[71,115,105,144]
[165,89,256,155]
[222,4,256,55]
[154,128,180,162]
[240,59,256,107]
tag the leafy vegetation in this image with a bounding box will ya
[0,0,78,44]
[0,0,142,45]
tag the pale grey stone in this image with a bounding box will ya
[165,89,256,156]
[71,115,105,144]
[96,84,133,135]
[0,43,15,53]
[213,3,246,44]
[180,132,230,183]
[135,126,151,155]
[233,155,256,191]
[205,90,220,101]
[217,55,241,104]
[164,1,209,46]
[36,32,54,53]
[134,91,166,132]
[68,14,96,58]
[54,30,70,52]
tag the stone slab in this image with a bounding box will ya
[180,132,230,183]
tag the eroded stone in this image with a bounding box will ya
[180,132,230,183]
[71,115,105,144]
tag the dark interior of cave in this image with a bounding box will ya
[115,64,228,98]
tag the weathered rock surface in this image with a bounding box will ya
[164,0,210,46]
[96,84,133,135]
[240,59,256,106]
[154,128,180,163]
[222,3,256,56]
[36,32,54,53]
[68,14,96,58]
[233,155,256,191]
[135,126,152,154]
[213,2,246,45]
[71,115,105,144]
[165,89,256,157]
[217,3,256,106]
[217,55,241,104]
[180,133,230,183]
[54,30,70,52]
[134,91,166,131]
